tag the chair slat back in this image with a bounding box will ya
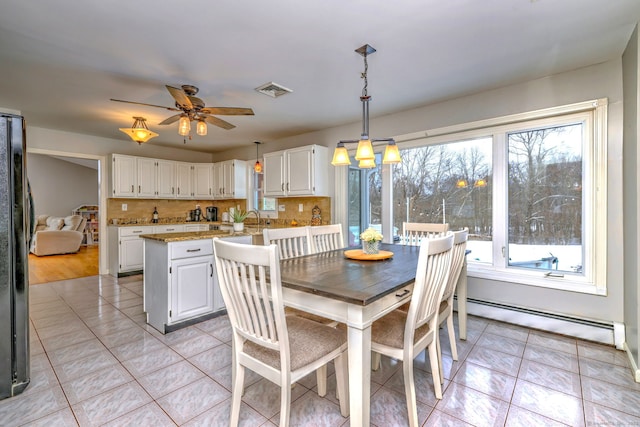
[406,233,454,341]
[213,239,287,353]
[401,222,449,245]
[441,228,469,302]
[263,227,311,260]
[309,224,345,254]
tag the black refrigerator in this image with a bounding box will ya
[0,113,30,400]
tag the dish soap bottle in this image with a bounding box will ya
[152,207,159,223]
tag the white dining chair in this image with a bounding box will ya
[262,225,337,395]
[213,240,350,427]
[437,228,469,365]
[263,227,312,259]
[308,224,345,253]
[401,222,449,245]
[370,233,454,427]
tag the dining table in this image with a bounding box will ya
[278,242,468,426]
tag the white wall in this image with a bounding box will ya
[27,153,98,217]
[623,25,639,372]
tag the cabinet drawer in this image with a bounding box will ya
[171,240,213,259]
[153,225,185,233]
[120,226,153,237]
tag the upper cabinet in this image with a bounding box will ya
[110,154,138,197]
[213,160,246,199]
[175,162,192,199]
[109,154,246,200]
[263,145,328,197]
[193,164,214,198]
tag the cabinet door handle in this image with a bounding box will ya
[210,263,213,277]
[131,185,134,192]
[186,248,201,252]
[281,183,284,191]
[172,187,175,194]
[138,185,141,193]
[286,182,289,191]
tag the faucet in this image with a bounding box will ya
[247,209,260,228]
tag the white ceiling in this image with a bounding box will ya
[1,0,639,153]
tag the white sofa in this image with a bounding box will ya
[30,215,86,256]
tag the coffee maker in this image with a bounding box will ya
[206,206,218,221]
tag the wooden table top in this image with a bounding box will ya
[278,243,421,306]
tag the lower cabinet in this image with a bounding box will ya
[143,235,250,333]
[109,226,154,276]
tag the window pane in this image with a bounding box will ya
[347,154,383,246]
[393,138,492,261]
[507,124,583,273]
[253,172,276,211]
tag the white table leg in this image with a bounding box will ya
[457,260,468,340]
[348,324,371,427]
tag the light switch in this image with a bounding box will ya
[299,204,304,212]
[278,205,285,212]
[122,203,128,211]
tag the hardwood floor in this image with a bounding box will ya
[28,245,99,285]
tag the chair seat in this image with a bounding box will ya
[371,310,432,349]
[245,315,346,371]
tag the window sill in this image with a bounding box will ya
[467,264,606,296]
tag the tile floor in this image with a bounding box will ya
[2,274,640,426]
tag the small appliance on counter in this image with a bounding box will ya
[194,205,201,222]
[206,206,217,221]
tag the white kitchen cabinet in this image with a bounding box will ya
[263,145,329,197]
[192,163,214,198]
[136,157,156,198]
[108,225,154,276]
[110,154,137,197]
[143,235,251,333]
[213,160,246,199]
[156,160,176,198]
[175,162,192,199]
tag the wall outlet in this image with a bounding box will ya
[299,204,304,212]
[278,205,285,212]
[121,203,128,211]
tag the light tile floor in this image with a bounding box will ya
[3,274,640,426]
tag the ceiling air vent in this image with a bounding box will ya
[255,82,293,98]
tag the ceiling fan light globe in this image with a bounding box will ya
[178,116,190,136]
[355,139,375,160]
[196,120,207,136]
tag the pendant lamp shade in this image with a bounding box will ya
[119,117,158,144]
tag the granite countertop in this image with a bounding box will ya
[108,221,226,227]
[139,228,265,242]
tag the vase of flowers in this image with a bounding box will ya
[231,209,249,232]
[360,227,383,254]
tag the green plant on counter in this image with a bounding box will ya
[231,209,249,223]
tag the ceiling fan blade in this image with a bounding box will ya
[200,107,255,116]
[165,85,193,110]
[203,115,236,130]
[110,98,179,111]
[158,114,183,125]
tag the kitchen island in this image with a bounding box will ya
[141,230,252,333]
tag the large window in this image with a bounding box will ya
[344,99,607,293]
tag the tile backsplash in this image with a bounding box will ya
[107,197,331,225]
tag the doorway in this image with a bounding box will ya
[26,149,107,284]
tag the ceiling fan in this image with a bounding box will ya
[111,84,254,136]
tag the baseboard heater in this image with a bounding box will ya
[457,296,616,346]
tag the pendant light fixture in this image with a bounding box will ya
[331,44,402,168]
[119,116,158,144]
[253,141,263,173]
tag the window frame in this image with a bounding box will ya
[339,98,608,295]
